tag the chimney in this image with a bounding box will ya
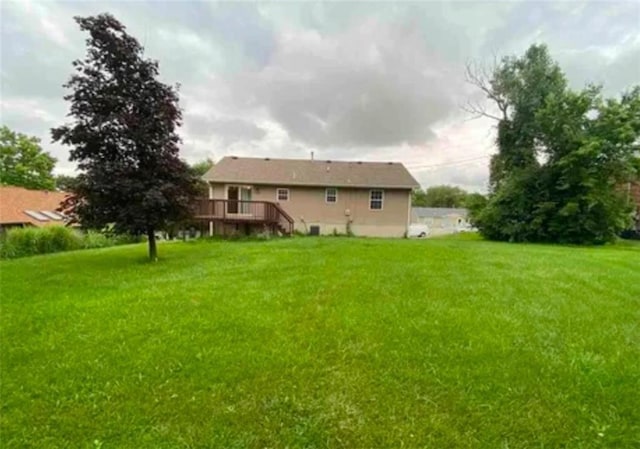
[311,151,314,161]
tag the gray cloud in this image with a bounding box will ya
[414,162,490,193]
[230,19,459,149]
[0,3,79,100]
[480,1,640,94]
[482,1,639,54]
[560,43,640,95]
[184,114,266,144]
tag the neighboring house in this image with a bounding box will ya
[0,186,69,232]
[412,207,471,236]
[198,156,420,237]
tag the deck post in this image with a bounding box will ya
[209,221,213,236]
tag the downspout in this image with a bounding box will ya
[406,189,412,238]
[208,182,214,237]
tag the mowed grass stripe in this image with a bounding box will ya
[1,237,639,448]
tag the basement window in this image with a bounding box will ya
[325,188,337,203]
[369,190,384,210]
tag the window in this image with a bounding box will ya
[40,211,64,220]
[24,210,50,221]
[325,188,337,203]
[276,188,289,201]
[369,189,384,210]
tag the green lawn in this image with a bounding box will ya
[1,237,639,448]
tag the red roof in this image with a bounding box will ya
[0,186,70,227]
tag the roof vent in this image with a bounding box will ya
[326,160,332,163]
[387,162,393,165]
[264,158,270,161]
[357,161,362,164]
[231,156,238,160]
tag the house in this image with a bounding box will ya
[197,156,420,237]
[411,207,471,236]
[0,186,69,232]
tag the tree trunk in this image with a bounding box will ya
[147,228,158,261]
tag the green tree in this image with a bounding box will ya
[412,185,469,208]
[468,45,640,244]
[0,126,56,190]
[52,14,201,261]
[411,188,428,207]
[190,158,214,177]
[464,192,488,226]
[54,174,78,191]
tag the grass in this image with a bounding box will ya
[1,237,639,448]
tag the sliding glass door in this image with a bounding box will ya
[227,186,252,214]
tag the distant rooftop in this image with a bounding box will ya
[412,207,468,218]
[0,186,69,227]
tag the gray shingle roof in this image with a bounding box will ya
[203,156,420,189]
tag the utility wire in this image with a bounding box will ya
[407,155,491,170]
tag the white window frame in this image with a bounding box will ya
[276,188,290,202]
[325,187,338,204]
[369,189,384,211]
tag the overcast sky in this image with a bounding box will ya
[1,1,639,192]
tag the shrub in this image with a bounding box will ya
[109,233,144,245]
[43,226,83,253]
[82,230,111,249]
[0,227,146,259]
[0,226,83,259]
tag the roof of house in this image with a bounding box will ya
[413,207,469,218]
[203,156,420,189]
[0,186,69,227]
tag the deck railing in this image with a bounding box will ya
[193,198,294,234]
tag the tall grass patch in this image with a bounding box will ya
[0,226,83,258]
[0,227,144,259]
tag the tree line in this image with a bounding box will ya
[411,185,487,211]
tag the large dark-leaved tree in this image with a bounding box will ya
[52,14,201,260]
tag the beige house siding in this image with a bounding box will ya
[210,183,411,237]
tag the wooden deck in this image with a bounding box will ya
[193,198,294,235]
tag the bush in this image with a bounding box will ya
[82,230,111,249]
[110,233,144,245]
[44,226,83,253]
[0,227,145,259]
[0,226,83,259]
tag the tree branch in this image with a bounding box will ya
[464,60,509,122]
